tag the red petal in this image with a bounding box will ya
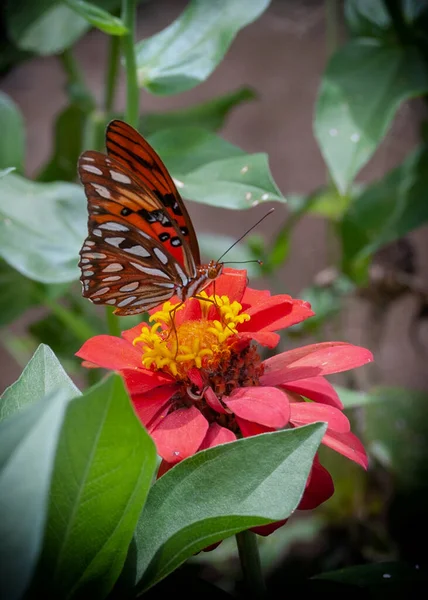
[204,386,228,414]
[199,423,236,450]
[177,297,202,324]
[224,386,290,428]
[132,384,176,429]
[298,459,334,510]
[76,335,142,370]
[261,342,374,386]
[122,368,174,395]
[290,402,350,433]
[251,519,288,536]
[322,430,368,469]
[281,376,343,409]
[151,406,209,463]
[239,296,314,333]
[239,331,280,348]
[188,367,204,389]
[236,418,275,437]
[205,268,247,302]
[241,286,271,310]
[122,322,147,345]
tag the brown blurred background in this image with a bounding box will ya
[1,0,428,391]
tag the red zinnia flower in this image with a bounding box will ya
[77,269,372,534]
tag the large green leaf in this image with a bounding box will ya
[341,145,428,279]
[314,40,428,194]
[149,127,283,208]
[123,423,326,593]
[37,104,87,182]
[0,389,71,600]
[345,0,393,39]
[0,344,79,423]
[5,0,120,55]
[0,173,85,283]
[140,87,256,135]
[135,0,270,95]
[31,375,157,599]
[64,0,127,36]
[0,260,42,327]
[0,92,25,174]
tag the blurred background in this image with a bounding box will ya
[1,0,428,594]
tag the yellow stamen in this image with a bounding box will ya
[133,293,250,379]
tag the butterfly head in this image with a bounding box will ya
[206,259,223,280]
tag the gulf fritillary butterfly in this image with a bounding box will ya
[78,120,223,315]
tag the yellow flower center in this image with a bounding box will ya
[132,292,251,378]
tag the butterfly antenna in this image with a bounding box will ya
[216,208,275,263]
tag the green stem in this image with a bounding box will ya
[121,0,140,128]
[59,48,94,111]
[105,307,122,337]
[235,531,266,598]
[104,35,121,114]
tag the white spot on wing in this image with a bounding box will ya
[86,240,95,246]
[103,276,121,282]
[93,229,102,237]
[130,262,169,279]
[103,263,123,272]
[124,245,151,258]
[173,178,184,188]
[117,296,137,307]
[92,183,111,198]
[153,247,168,264]
[84,156,95,162]
[99,222,129,232]
[110,170,132,184]
[174,263,189,286]
[80,258,90,264]
[106,298,116,305]
[83,270,94,276]
[92,287,110,297]
[83,165,103,175]
[120,281,139,292]
[84,252,106,259]
[105,237,125,247]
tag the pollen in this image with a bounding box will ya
[132,294,251,379]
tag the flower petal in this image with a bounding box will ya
[224,387,290,428]
[122,368,175,395]
[199,423,236,450]
[322,429,368,469]
[76,335,142,370]
[290,402,350,433]
[261,342,374,386]
[132,384,177,429]
[122,322,147,345]
[206,268,247,302]
[298,457,334,510]
[239,296,314,334]
[241,286,271,309]
[151,406,209,463]
[236,418,275,437]
[281,376,343,409]
[239,331,280,348]
[251,519,288,536]
[204,386,228,414]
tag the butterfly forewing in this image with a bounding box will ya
[105,120,201,269]
[78,152,194,314]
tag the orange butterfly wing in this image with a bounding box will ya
[105,120,201,269]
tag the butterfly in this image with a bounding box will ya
[78,120,223,315]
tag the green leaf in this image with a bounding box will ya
[37,104,87,182]
[64,0,127,35]
[148,127,283,208]
[345,0,393,39]
[32,375,157,599]
[135,0,271,95]
[364,387,428,488]
[334,385,369,409]
[314,561,428,587]
[0,92,25,174]
[0,260,41,326]
[341,144,428,279]
[198,233,262,278]
[126,423,326,593]
[5,0,121,55]
[0,389,71,600]
[140,87,256,135]
[314,40,428,194]
[0,344,79,423]
[0,173,85,283]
